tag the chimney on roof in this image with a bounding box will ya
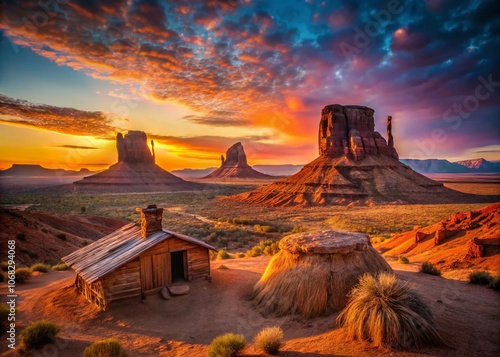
[136,204,163,238]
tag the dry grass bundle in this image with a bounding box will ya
[336,273,443,348]
[251,246,391,317]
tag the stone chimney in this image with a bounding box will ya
[135,204,163,238]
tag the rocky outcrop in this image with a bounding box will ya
[230,104,479,207]
[202,142,273,179]
[75,131,198,192]
[116,131,154,164]
[318,105,398,161]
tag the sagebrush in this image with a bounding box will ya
[83,338,128,357]
[254,326,284,354]
[20,321,60,351]
[469,271,492,285]
[337,273,443,348]
[419,262,441,276]
[208,333,246,357]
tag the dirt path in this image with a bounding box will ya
[1,258,499,357]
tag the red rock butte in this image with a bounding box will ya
[230,104,478,207]
[75,131,197,191]
[202,142,272,179]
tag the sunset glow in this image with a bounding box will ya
[0,0,498,171]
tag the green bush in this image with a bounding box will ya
[235,252,246,259]
[20,321,60,351]
[246,246,262,258]
[397,255,410,264]
[83,338,128,357]
[217,250,231,260]
[31,264,49,273]
[52,263,70,271]
[469,271,492,285]
[15,268,32,283]
[254,326,284,354]
[208,333,246,357]
[254,225,278,233]
[419,262,441,276]
[489,276,500,291]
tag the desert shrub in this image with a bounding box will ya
[246,246,262,257]
[217,250,231,260]
[218,264,228,270]
[20,321,60,351]
[254,225,278,233]
[56,233,67,241]
[489,276,500,291]
[15,268,32,283]
[468,271,492,285]
[397,255,409,264]
[282,225,307,236]
[16,233,26,241]
[83,338,128,357]
[82,241,89,247]
[0,303,10,328]
[337,273,443,348]
[419,262,441,276]
[30,263,49,273]
[208,333,246,357]
[52,263,70,271]
[235,252,246,259]
[254,326,284,354]
[81,206,86,213]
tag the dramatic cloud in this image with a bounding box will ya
[0,94,122,138]
[1,0,499,159]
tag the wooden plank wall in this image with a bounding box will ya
[76,274,107,310]
[102,259,141,304]
[188,247,210,280]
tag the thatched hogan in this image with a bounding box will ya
[62,205,217,310]
[251,230,392,317]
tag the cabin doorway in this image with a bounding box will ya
[170,250,187,282]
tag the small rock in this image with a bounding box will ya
[160,286,171,300]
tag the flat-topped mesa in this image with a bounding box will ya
[319,104,398,160]
[117,131,154,164]
[222,142,250,168]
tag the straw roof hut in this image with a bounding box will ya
[62,205,217,310]
[251,230,392,317]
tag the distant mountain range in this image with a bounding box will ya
[0,164,95,177]
[400,158,500,173]
[1,159,499,179]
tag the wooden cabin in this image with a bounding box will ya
[62,205,217,310]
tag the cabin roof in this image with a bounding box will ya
[62,223,217,284]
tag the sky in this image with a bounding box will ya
[0,0,499,171]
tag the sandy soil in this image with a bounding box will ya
[1,257,499,357]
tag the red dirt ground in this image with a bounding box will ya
[1,257,499,357]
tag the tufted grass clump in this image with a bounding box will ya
[30,263,50,273]
[19,321,60,351]
[208,333,246,357]
[419,262,441,276]
[83,338,128,357]
[337,273,443,348]
[52,263,70,271]
[15,268,32,283]
[468,271,492,285]
[254,326,284,354]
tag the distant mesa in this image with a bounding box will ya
[230,104,485,207]
[75,131,197,191]
[0,164,94,177]
[201,142,273,179]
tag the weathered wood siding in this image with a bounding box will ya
[102,259,141,304]
[76,274,106,310]
[188,247,210,280]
